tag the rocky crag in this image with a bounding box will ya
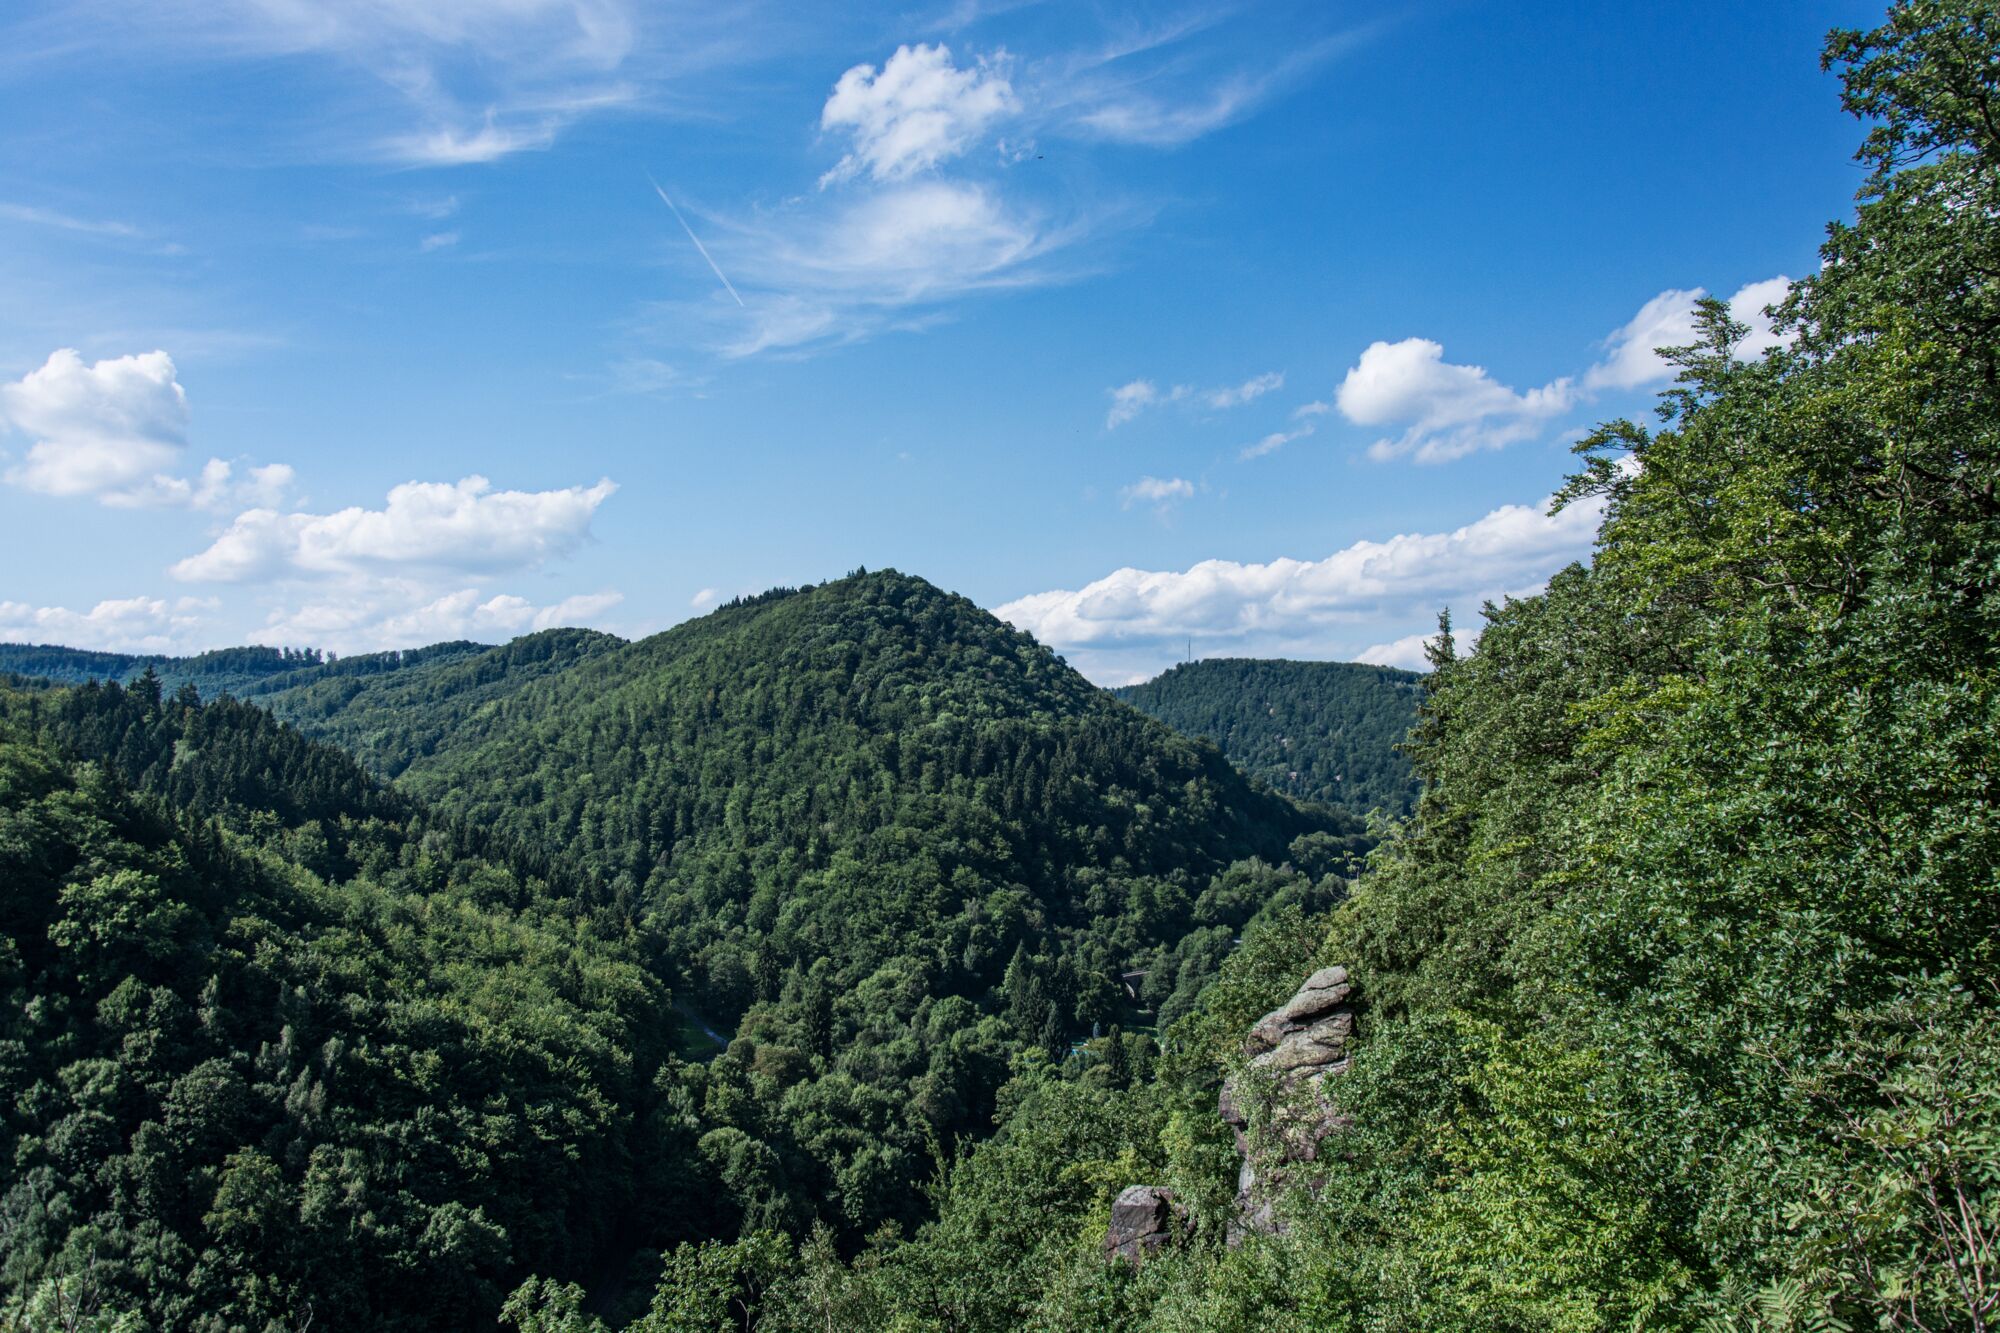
[1103,965,1357,1259]
[1219,964,1355,1242]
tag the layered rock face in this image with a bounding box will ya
[1219,965,1355,1242]
[1101,964,1356,1259]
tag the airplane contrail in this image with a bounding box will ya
[647,176,744,308]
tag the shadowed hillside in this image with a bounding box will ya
[1115,658,1423,818]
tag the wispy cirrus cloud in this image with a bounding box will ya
[1240,421,1312,460]
[1104,370,1282,428]
[0,201,141,238]
[655,175,1088,360]
[18,0,757,167]
[1203,370,1283,409]
[1106,379,1169,428]
[1042,18,1382,147]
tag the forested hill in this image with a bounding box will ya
[1114,658,1423,817]
[570,9,1998,1327]
[226,570,1369,1285]
[256,570,1369,1029]
[0,636,547,702]
[0,678,676,1329]
[0,642,336,698]
[245,627,623,777]
[0,572,1374,1328]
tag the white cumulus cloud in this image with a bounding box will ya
[820,43,1016,186]
[1320,277,1792,467]
[996,486,1604,683]
[1356,631,1447,672]
[1337,338,1577,465]
[170,474,617,583]
[0,349,294,509]
[1585,276,1795,391]
[2,349,189,503]
[0,595,215,654]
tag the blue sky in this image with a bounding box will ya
[0,0,1882,682]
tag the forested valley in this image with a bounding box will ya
[0,575,1367,1329]
[4,4,2000,1330]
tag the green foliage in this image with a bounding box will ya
[0,644,330,699]
[1753,983,2000,1330]
[1114,658,1423,817]
[500,1277,611,1333]
[1288,4,2000,1325]
[248,629,620,778]
[654,6,2000,1328]
[0,686,674,1330]
[240,570,1368,1249]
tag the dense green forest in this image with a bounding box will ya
[0,680,676,1330]
[488,6,2000,1330]
[1115,659,1423,817]
[6,5,1996,1330]
[0,645,331,700]
[243,630,623,779]
[0,578,1367,1329]
[239,572,1370,1051]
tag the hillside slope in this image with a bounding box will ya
[239,570,1368,1245]
[0,679,674,1331]
[250,627,622,777]
[633,12,2000,1327]
[1115,658,1422,817]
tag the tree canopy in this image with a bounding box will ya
[1115,658,1423,818]
[566,5,2000,1328]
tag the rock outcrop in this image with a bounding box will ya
[1219,965,1355,1243]
[1098,965,1356,1260]
[1102,1185,1183,1263]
